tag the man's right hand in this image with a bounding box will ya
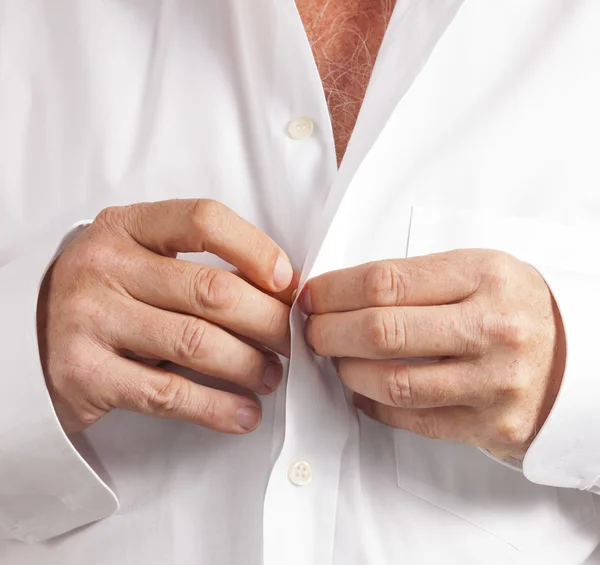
[37,199,296,435]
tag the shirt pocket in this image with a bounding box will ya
[394,205,600,550]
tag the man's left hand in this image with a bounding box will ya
[299,250,566,458]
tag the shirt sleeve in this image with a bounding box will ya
[0,222,118,543]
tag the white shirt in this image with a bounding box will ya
[2,1,600,563]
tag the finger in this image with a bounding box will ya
[299,251,484,314]
[226,268,300,306]
[354,394,482,444]
[119,253,291,356]
[307,303,485,359]
[102,355,262,433]
[232,269,300,306]
[110,300,283,396]
[99,199,294,292]
[122,350,163,366]
[339,358,486,408]
[262,270,301,307]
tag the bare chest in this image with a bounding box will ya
[296,0,396,165]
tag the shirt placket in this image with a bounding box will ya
[262,1,466,564]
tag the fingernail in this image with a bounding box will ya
[273,255,294,290]
[263,360,282,391]
[304,317,314,351]
[354,394,373,414]
[298,287,313,314]
[236,405,261,431]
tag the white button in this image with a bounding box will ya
[288,460,312,486]
[287,117,314,140]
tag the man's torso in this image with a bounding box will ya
[1,1,600,564]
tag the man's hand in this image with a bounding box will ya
[37,199,296,435]
[300,250,566,458]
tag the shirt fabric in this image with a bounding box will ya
[2,1,600,564]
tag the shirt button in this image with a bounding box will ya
[288,460,312,486]
[287,117,314,140]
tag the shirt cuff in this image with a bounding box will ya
[522,266,600,491]
[0,221,117,542]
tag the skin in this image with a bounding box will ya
[296,0,397,165]
[38,199,298,435]
[299,250,566,459]
[39,4,563,451]
[294,1,565,458]
[38,2,393,437]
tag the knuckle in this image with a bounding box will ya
[367,309,406,354]
[62,292,90,321]
[364,261,407,306]
[53,345,105,402]
[45,341,113,432]
[458,303,490,356]
[191,199,224,236]
[177,317,209,361]
[193,267,237,312]
[60,343,91,379]
[147,375,190,415]
[477,311,497,347]
[70,240,117,276]
[478,252,514,291]
[412,412,440,440]
[496,312,533,348]
[476,310,531,350]
[387,365,415,408]
[63,293,103,332]
[74,409,103,429]
[55,356,86,392]
[502,365,532,399]
[94,205,124,230]
[497,414,531,447]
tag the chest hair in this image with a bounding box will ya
[296,0,397,165]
